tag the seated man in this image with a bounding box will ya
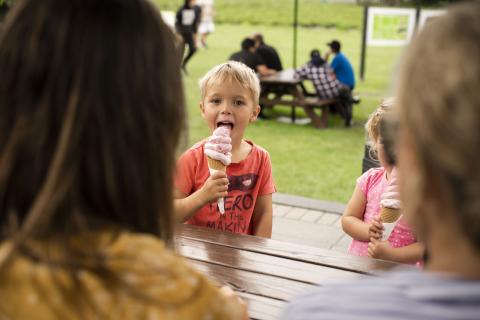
[229,38,276,76]
[295,49,342,100]
[324,40,355,90]
[252,33,283,71]
[295,50,352,126]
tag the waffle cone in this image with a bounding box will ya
[207,157,226,172]
[380,207,401,223]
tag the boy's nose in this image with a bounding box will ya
[220,102,233,114]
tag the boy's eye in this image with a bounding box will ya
[234,100,245,106]
[210,98,221,104]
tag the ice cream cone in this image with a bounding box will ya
[207,157,226,172]
[204,127,231,215]
[207,157,227,214]
[380,207,401,223]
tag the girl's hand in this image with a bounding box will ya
[200,171,229,204]
[368,216,384,240]
[367,237,392,260]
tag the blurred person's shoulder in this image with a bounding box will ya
[0,231,244,320]
[281,268,480,320]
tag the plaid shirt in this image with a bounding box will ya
[295,63,342,99]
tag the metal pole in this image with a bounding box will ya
[293,0,298,68]
[414,5,421,34]
[359,5,368,81]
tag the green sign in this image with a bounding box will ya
[373,15,409,41]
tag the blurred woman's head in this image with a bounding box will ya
[0,0,184,246]
[396,2,480,252]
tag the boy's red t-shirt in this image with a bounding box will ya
[175,140,276,235]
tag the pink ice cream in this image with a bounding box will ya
[204,126,232,165]
[380,168,401,209]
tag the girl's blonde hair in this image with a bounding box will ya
[397,2,480,249]
[365,97,395,154]
[199,61,261,105]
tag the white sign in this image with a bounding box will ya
[367,7,416,47]
[418,9,446,29]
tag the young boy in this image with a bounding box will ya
[174,61,275,237]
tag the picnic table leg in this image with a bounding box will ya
[319,105,329,128]
[303,106,328,129]
[291,106,296,123]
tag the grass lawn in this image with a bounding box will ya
[153,0,362,29]
[153,2,404,203]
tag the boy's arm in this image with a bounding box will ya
[174,171,229,222]
[341,185,370,241]
[251,194,273,238]
[174,188,204,223]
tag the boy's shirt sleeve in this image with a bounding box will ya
[174,149,197,195]
[258,150,276,196]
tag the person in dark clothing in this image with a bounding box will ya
[230,38,275,119]
[175,0,201,74]
[252,33,283,71]
[229,38,275,77]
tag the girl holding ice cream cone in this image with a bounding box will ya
[341,99,424,264]
[174,61,275,237]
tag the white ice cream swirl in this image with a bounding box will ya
[380,168,401,209]
[204,126,232,166]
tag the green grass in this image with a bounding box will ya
[153,0,362,29]
[152,1,403,203]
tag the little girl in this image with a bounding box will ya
[341,98,424,264]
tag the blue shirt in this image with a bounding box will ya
[281,269,480,320]
[330,52,355,89]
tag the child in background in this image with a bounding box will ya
[175,0,201,73]
[196,0,215,49]
[174,61,275,237]
[341,98,424,264]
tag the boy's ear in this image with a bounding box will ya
[199,102,206,118]
[250,104,260,122]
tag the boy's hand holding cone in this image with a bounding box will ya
[204,126,232,214]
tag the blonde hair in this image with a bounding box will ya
[199,61,261,105]
[365,97,395,153]
[397,2,480,249]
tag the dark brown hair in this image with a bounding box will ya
[0,0,184,252]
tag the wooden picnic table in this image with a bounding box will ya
[176,224,403,320]
[259,69,339,128]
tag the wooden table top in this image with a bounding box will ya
[175,224,402,320]
[260,69,300,85]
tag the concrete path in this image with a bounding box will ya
[271,193,352,253]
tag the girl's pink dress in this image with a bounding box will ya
[348,167,416,256]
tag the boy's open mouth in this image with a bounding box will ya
[216,121,234,130]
